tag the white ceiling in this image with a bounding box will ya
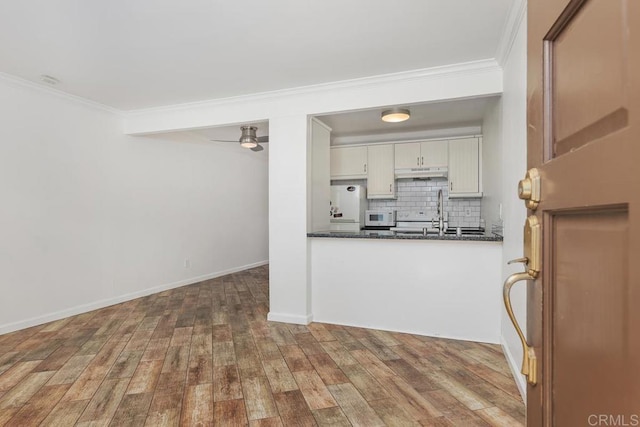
[318,97,497,139]
[188,96,498,144]
[0,0,513,111]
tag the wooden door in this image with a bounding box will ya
[524,0,639,425]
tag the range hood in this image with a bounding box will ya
[395,166,448,179]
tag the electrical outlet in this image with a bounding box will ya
[464,208,473,217]
[184,258,191,268]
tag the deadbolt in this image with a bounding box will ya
[518,180,531,199]
[518,168,541,210]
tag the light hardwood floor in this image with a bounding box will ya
[0,265,524,426]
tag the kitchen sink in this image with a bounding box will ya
[393,228,486,236]
[391,224,487,236]
[443,228,486,236]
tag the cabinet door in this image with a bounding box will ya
[420,140,448,168]
[367,144,395,199]
[330,146,367,179]
[448,138,479,196]
[309,119,331,232]
[394,142,421,169]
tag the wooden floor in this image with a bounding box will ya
[0,265,524,426]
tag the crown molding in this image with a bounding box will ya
[495,0,527,66]
[0,72,122,116]
[124,59,502,117]
[1,57,502,122]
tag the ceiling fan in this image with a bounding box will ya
[210,125,269,152]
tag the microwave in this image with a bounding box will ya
[365,210,396,227]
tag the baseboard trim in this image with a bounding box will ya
[267,312,313,325]
[311,317,500,345]
[0,260,269,335]
[501,335,527,402]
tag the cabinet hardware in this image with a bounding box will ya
[450,182,453,191]
[364,164,367,173]
[421,156,424,166]
[417,156,420,166]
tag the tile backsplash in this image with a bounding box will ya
[333,178,482,228]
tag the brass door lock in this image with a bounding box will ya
[518,168,541,210]
[502,215,542,386]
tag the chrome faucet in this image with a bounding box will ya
[430,188,447,235]
[437,189,445,236]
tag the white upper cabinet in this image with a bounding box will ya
[367,144,395,199]
[420,140,448,168]
[394,140,448,177]
[394,142,421,169]
[330,137,482,199]
[448,137,482,198]
[330,146,367,180]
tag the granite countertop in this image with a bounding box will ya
[307,229,503,242]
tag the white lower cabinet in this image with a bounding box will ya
[448,137,482,197]
[367,144,395,199]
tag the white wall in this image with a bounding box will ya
[121,61,503,326]
[499,7,529,398]
[267,115,312,324]
[311,238,503,343]
[481,97,504,229]
[0,76,269,333]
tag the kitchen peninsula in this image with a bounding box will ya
[307,231,503,343]
[305,117,504,344]
[308,229,502,241]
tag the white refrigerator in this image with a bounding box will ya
[330,185,367,232]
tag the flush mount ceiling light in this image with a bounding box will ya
[239,125,258,148]
[381,108,411,123]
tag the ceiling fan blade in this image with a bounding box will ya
[250,144,264,152]
[257,136,269,143]
[210,139,237,143]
